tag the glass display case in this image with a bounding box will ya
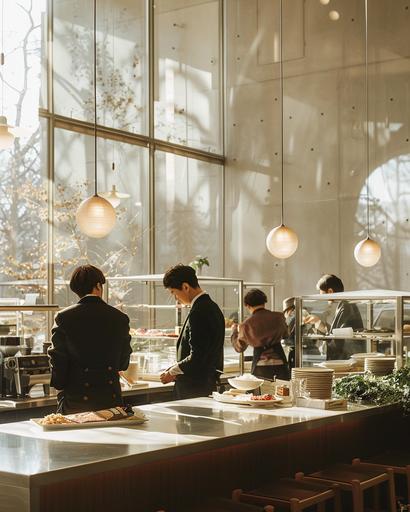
[104,274,275,378]
[295,290,410,369]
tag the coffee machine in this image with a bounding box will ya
[0,337,51,398]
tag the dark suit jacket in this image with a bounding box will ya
[328,300,364,359]
[49,295,131,414]
[176,293,225,384]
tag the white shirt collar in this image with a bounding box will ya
[190,290,207,306]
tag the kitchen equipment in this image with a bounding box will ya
[0,354,51,398]
[0,336,23,357]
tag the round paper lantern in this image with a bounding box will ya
[266,224,299,259]
[354,237,381,267]
[76,194,116,238]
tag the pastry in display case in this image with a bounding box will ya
[295,290,410,373]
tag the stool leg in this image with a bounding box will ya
[373,483,380,512]
[351,479,364,512]
[332,484,342,512]
[232,489,243,503]
[289,498,301,512]
[386,468,397,512]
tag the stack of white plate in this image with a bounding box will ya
[364,357,396,376]
[350,352,385,370]
[291,367,334,399]
[317,360,356,372]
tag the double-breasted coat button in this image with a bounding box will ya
[112,393,116,399]
[84,382,90,388]
[108,380,113,385]
[84,368,89,372]
[108,366,112,371]
[83,396,88,401]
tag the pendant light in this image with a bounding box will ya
[354,0,381,267]
[266,0,298,259]
[100,159,130,208]
[76,0,116,238]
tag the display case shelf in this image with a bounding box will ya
[295,289,410,369]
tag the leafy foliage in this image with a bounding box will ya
[189,255,210,272]
[333,366,410,414]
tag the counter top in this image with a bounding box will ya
[0,397,396,487]
[0,381,172,412]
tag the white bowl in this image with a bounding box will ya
[228,376,264,391]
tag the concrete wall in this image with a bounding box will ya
[225,0,410,305]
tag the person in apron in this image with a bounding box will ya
[231,289,290,380]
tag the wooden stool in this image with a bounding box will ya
[299,463,396,512]
[353,453,410,504]
[232,477,341,512]
[157,498,275,512]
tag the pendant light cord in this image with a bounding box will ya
[279,0,284,226]
[364,0,370,237]
[93,0,98,196]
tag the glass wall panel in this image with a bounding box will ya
[154,0,221,153]
[53,0,147,134]
[154,151,223,275]
[53,128,149,307]
[0,1,48,304]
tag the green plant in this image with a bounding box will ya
[333,367,410,414]
[189,255,210,272]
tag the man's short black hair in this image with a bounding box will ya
[163,264,199,289]
[244,289,267,307]
[316,274,344,293]
[70,265,106,298]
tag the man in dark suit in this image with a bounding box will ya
[316,274,364,359]
[49,265,132,414]
[160,265,225,400]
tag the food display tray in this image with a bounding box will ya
[30,416,147,431]
[212,392,283,407]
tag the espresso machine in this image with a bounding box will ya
[0,337,51,398]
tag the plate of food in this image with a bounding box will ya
[213,391,282,407]
[31,406,148,431]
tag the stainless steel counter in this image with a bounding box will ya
[0,382,172,412]
[0,399,394,486]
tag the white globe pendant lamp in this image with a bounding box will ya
[266,224,298,259]
[266,0,298,259]
[76,0,116,238]
[354,0,381,267]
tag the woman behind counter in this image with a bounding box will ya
[48,265,132,414]
[231,289,290,380]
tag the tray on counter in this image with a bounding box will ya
[212,392,283,407]
[30,416,148,431]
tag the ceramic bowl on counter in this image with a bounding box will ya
[228,373,264,391]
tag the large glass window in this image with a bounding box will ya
[154,151,223,274]
[0,1,47,302]
[53,0,148,134]
[154,0,222,153]
[53,128,149,306]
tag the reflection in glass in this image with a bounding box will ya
[54,129,149,307]
[154,0,221,152]
[53,0,147,134]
